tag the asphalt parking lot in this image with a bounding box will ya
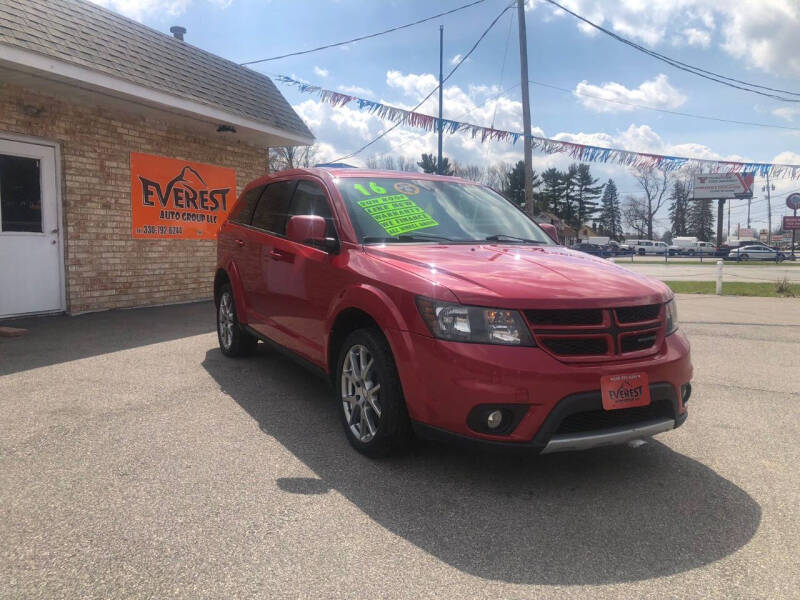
[1,296,799,599]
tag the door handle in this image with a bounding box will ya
[269,249,295,262]
[235,239,246,247]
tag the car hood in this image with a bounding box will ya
[364,244,671,309]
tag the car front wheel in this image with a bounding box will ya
[336,328,411,457]
[740,253,749,261]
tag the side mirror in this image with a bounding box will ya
[540,223,559,243]
[286,215,339,253]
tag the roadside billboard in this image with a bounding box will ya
[692,173,754,199]
[783,216,800,230]
[130,152,236,240]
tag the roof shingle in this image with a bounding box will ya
[0,0,313,142]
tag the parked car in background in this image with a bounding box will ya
[625,239,669,256]
[726,245,786,262]
[572,242,611,258]
[607,240,633,256]
[669,238,716,256]
[215,168,692,457]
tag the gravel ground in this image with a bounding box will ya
[1,296,798,599]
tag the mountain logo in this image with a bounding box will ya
[139,165,231,213]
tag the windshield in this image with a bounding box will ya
[335,177,554,245]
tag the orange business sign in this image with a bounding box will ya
[130,152,236,239]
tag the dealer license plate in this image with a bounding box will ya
[600,373,651,410]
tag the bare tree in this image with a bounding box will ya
[485,161,511,192]
[268,145,320,172]
[365,155,417,172]
[453,162,485,183]
[622,195,649,238]
[631,166,671,239]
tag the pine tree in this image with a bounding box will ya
[502,161,540,207]
[574,164,603,228]
[668,180,690,236]
[417,153,453,175]
[598,179,622,239]
[540,168,562,214]
[559,164,580,229]
[688,198,715,242]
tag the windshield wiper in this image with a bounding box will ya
[363,233,457,244]
[485,234,546,244]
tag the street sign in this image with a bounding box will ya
[783,216,800,230]
[787,193,800,210]
[693,173,754,199]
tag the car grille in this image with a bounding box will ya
[524,305,664,361]
[615,303,661,323]
[555,399,674,434]
[539,336,608,356]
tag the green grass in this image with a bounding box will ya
[627,259,800,266]
[666,281,800,297]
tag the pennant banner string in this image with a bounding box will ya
[277,75,800,180]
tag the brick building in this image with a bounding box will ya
[0,0,312,318]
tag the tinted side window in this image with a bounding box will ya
[289,180,336,238]
[228,185,265,225]
[251,180,295,235]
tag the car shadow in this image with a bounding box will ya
[0,301,215,376]
[202,345,761,586]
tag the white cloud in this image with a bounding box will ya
[573,74,687,113]
[338,84,375,97]
[450,54,463,66]
[529,1,800,77]
[772,151,800,165]
[313,66,329,78]
[89,0,230,21]
[772,107,800,122]
[683,27,711,48]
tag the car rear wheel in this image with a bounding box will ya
[336,328,411,457]
[217,283,258,357]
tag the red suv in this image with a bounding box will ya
[215,168,692,457]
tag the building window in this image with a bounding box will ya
[0,154,42,232]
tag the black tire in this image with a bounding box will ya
[688,249,695,256]
[740,253,749,261]
[335,328,411,457]
[216,283,258,357]
[778,254,786,263]
[638,248,646,256]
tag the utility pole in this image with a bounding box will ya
[517,0,535,218]
[747,197,751,228]
[765,172,772,244]
[437,25,444,175]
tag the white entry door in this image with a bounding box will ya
[0,137,64,318]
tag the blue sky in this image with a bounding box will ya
[93,0,800,233]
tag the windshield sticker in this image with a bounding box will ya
[393,182,420,195]
[357,194,439,236]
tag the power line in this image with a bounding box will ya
[240,0,492,65]
[333,2,515,162]
[542,0,800,103]
[530,80,800,131]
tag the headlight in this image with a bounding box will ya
[416,297,534,346]
[665,298,678,335]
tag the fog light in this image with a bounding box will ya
[681,383,692,405]
[487,410,503,429]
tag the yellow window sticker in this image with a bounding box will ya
[357,193,439,237]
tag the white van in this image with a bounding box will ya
[670,237,716,256]
[624,239,669,256]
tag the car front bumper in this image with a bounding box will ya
[386,328,692,451]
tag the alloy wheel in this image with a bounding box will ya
[218,292,234,350]
[341,344,382,443]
